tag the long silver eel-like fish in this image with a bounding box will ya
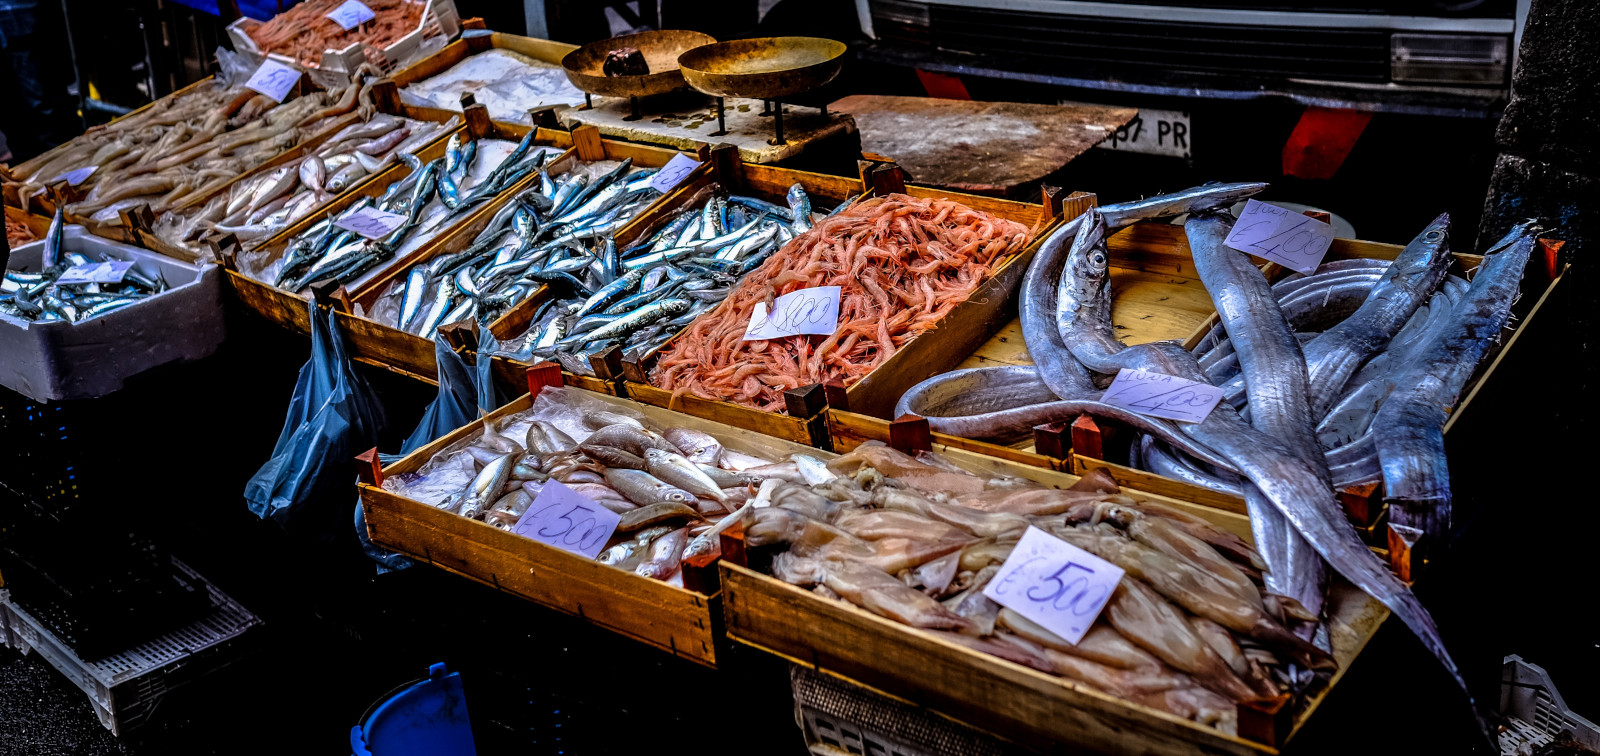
[1374,221,1536,549]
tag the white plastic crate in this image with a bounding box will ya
[0,559,261,736]
[227,0,461,90]
[1500,655,1600,756]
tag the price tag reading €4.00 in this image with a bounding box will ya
[334,207,408,240]
[244,59,302,103]
[56,260,135,286]
[1224,200,1336,275]
[1099,368,1225,424]
[325,0,376,29]
[984,526,1124,645]
[510,480,621,559]
[647,153,701,194]
[743,285,841,341]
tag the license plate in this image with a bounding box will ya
[1091,108,1192,159]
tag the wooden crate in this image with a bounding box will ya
[716,438,1388,755]
[355,369,828,666]
[4,205,52,243]
[833,219,1566,541]
[619,161,1061,447]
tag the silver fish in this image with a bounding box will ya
[459,453,517,520]
[644,448,726,502]
[604,468,697,507]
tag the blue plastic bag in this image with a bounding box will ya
[245,306,385,544]
[357,333,503,570]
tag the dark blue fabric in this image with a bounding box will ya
[245,306,386,544]
[167,0,300,20]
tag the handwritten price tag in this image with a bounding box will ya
[1099,368,1224,423]
[743,285,841,341]
[324,0,376,30]
[56,260,135,285]
[1224,200,1335,275]
[647,154,700,194]
[510,480,621,559]
[244,59,302,103]
[984,526,1123,645]
[334,207,407,240]
[51,166,97,186]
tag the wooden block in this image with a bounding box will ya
[308,281,353,313]
[783,384,827,419]
[719,520,749,567]
[528,105,561,130]
[868,162,907,195]
[588,344,624,381]
[463,102,493,138]
[822,380,849,412]
[1536,237,1564,285]
[356,448,384,487]
[461,16,487,30]
[889,414,932,454]
[619,353,650,384]
[1337,480,1383,528]
[1386,523,1421,583]
[369,79,401,113]
[1033,421,1072,460]
[709,143,742,193]
[437,319,479,355]
[681,552,721,595]
[1061,191,1099,219]
[1070,415,1104,461]
[1040,184,1065,217]
[857,159,876,188]
[1303,210,1332,224]
[526,362,564,398]
[572,124,606,162]
[1238,694,1291,747]
[118,205,154,234]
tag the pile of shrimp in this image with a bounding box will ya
[651,194,1033,412]
[246,0,426,69]
[6,215,39,248]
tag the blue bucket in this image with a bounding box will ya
[351,663,477,756]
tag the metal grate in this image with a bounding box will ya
[929,6,1392,82]
[791,665,1017,756]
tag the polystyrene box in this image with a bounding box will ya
[1,227,224,401]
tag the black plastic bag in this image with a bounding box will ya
[245,306,385,544]
[356,333,503,570]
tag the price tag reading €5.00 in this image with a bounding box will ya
[510,480,621,559]
[1099,368,1225,424]
[334,207,408,240]
[325,0,376,29]
[647,153,701,194]
[743,285,841,341]
[1224,200,1336,275]
[244,59,302,103]
[984,526,1124,645]
[56,260,135,286]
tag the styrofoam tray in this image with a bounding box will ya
[227,0,461,90]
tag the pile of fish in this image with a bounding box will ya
[749,443,1332,734]
[152,115,456,255]
[369,154,663,340]
[382,387,830,583]
[498,184,816,376]
[4,65,383,223]
[651,193,1033,412]
[2,211,168,323]
[247,130,563,295]
[896,183,1533,747]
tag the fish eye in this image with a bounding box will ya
[1089,251,1108,268]
[1426,230,1443,241]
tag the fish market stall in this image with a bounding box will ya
[619,162,1057,446]
[389,28,585,126]
[0,219,224,401]
[357,373,835,666]
[227,0,462,89]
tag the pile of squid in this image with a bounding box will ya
[152,114,456,255]
[370,154,663,340]
[249,129,562,295]
[748,443,1332,734]
[897,184,1534,748]
[383,387,826,584]
[4,65,384,223]
[499,184,816,376]
[2,211,169,323]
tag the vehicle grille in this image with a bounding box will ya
[928,6,1393,82]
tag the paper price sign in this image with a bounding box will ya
[647,154,700,194]
[334,207,408,240]
[743,285,841,341]
[51,165,97,186]
[56,260,135,285]
[1224,200,1335,275]
[984,526,1123,645]
[1099,368,1224,424]
[325,0,376,29]
[244,59,302,103]
[510,480,620,559]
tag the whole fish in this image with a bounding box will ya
[616,501,703,532]
[605,468,698,507]
[635,526,689,580]
[458,453,517,520]
[643,448,727,501]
